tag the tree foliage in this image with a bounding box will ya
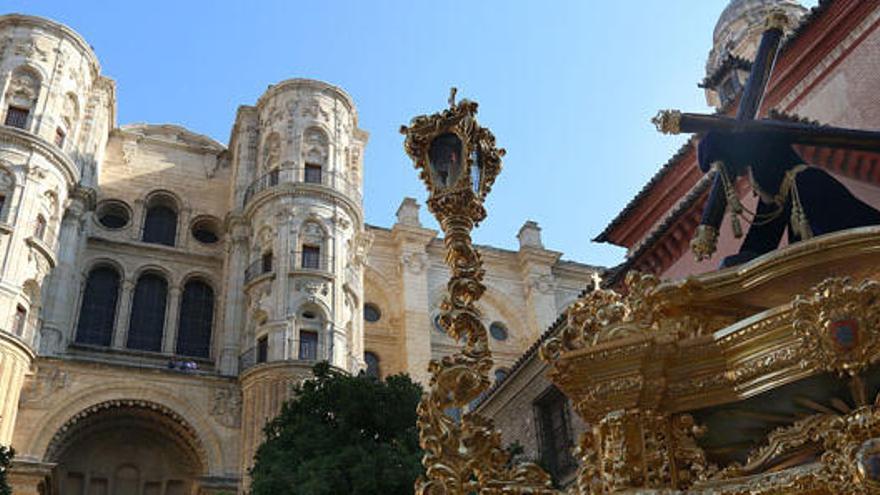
[250,362,424,495]
[0,445,13,495]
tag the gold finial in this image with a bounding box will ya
[765,10,789,31]
[448,87,457,108]
[652,110,682,135]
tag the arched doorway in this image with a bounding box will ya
[44,400,205,495]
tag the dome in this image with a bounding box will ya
[706,0,807,76]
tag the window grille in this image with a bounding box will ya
[4,106,29,129]
[299,330,318,360]
[304,163,322,184]
[302,245,321,269]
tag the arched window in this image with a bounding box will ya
[298,306,324,361]
[76,266,121,346]
[127,273,168,352]
[303,127,328,184]
[176,280,214,358]
[142,196,178,246]
[299,221,325,270]
[364,351,380,379]
[34,214,46,241]
[0,168,13,221]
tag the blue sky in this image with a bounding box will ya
[6,1,814,267]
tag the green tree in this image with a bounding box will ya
[250,362,424,495]
[0,445,13,495]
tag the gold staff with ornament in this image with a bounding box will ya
[401,89,556,495]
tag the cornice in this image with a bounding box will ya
[243,183,364,227]
[0,329,36,361]
[0,125,79,186]
[0,14,102,77]
[255,78,358,121]
[113,124,225,155]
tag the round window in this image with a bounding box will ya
[96,200,130,229]
[489,322,508,341]
[191,217,221,244]
[363,303,381,323]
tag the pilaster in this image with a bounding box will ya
[111,279,134,348]
[391,200,436,384]
[161,286,182,354]
[516,222,562,333]
[220,218,249,375]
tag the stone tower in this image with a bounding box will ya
[0,14,113,445]
[224,79,370,479]
[703,0,806,108]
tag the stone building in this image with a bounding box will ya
[0,13,597,494]
[476,0,880,489]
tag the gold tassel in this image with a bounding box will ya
[713,161,745,239]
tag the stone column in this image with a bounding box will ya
[162,286,182,354]
[0,332,34,445]
[112,279,135,348]
[6,460,54,495]
[391,198,435,384]
[39,193,88,354]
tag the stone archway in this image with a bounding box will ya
[44,400,206,495]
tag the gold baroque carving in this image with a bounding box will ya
[573,409,713,493]
[540,272,725,364]
[793,277,880,377]
[702,405,880,493]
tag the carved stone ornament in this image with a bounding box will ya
[295,278,329,297]
[401,252,427,275]
[793,277,880,376]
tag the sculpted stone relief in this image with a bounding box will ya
[210,385,242,428]
[19,366,69,407]
[6,67,40,105]
[303,127,329,165]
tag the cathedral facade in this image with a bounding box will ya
[0,14,597,494]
